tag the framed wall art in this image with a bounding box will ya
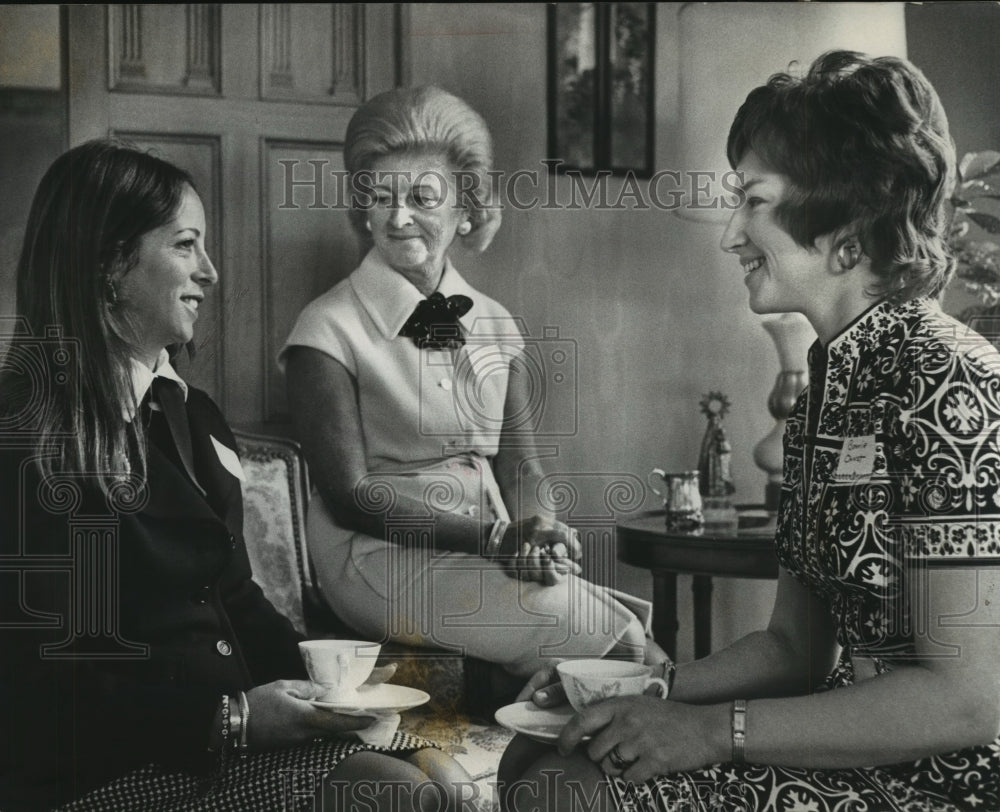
[547,2,655,176]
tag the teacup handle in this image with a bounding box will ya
[648,467,667,498]
[337,652,350,685]
[644,676,670,699]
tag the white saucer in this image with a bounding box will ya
[494,701,590,744]
[308,684,430,713]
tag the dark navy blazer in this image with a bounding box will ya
[0,384,306,809]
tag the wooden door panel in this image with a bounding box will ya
[109,4,221,95]
[260,4,365,105]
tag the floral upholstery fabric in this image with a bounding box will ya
[235,436,514,810]
[239,452,306,635]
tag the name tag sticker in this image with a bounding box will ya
[211,435,246,482]
[835,435,876,481]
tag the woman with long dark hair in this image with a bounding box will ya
[283,87,650,697]
[0,139,467,811]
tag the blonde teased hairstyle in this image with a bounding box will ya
[344,85,501,254]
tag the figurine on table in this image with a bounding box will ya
[698,392,737,523]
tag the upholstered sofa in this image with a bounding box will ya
[232,428,513,808]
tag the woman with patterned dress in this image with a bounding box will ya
[498,51,1000,812]
[0,139,469,812]
[281,86,649,686]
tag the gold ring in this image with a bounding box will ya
[608,744,636,771]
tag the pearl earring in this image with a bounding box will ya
[457,221,472,236]
[365,220,372,232]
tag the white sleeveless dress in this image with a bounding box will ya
[280,251,641,676]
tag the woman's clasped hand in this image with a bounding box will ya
[495,516,583,585]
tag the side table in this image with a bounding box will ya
[616,509,779,660]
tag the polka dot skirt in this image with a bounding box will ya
[58,732,435,811]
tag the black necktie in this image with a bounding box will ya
[151,376,205,496]
[398,292,473,350]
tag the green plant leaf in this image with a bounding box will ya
[968,212,1000,235]
[960,151,1000,182]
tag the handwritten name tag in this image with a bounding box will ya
[835,435,876,481]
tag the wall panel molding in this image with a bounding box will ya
[109,4,221,96]
[260,4,365,106]
[184,4,219,90]
[117,5,146,79]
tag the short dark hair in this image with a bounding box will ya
[727,50,956,301]
[6,138,194,487]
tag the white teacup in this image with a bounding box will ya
[299,639,381,702]
[557,659,669,711]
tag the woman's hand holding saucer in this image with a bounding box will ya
[246,680,377,750]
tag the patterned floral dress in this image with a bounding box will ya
[610,299,1000,812]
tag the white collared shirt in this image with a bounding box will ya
[125,349,188,422]
[279,249,525,471]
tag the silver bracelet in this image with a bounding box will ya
[238,690,250,759]
[732,699,747,763]
[218,694,231,752]
[228,693,241,747]
[484,519,509,560]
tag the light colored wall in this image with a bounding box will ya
[0,6,64,323]
[408,4,780,659]
[407,2,1000,660]
[0,5,60,89]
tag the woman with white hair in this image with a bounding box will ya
[282,86,649,692]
